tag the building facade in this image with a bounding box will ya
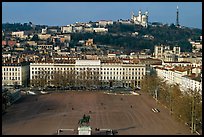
[154,66,202,94]
[154,45,181,62]
[2,62,30,87]
[30,60,146,88]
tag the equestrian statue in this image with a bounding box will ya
[78,114,90,126]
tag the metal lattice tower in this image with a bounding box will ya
[176,6,179,27]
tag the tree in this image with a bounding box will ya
[31,34,39,42]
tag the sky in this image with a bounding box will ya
[2,2,202,29]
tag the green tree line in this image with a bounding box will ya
[141,74,202,133]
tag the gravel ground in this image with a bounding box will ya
[2,90,194,135]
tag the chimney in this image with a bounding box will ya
[17,58,20,63]
[11,58,13,63]
[195,67,199,77]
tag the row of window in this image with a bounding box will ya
[31,76,143,80]
[2,77,21,80]
[3,68,20,72]
[31,67,145,71]
[3,72,21,76]
[31,71,145,76]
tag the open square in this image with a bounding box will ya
[2,91,192,135]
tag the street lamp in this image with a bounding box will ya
[155,87,158,105]
[169,85,173,115]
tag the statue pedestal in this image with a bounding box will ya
[78,126,91,135]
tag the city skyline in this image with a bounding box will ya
[2,2,202,29]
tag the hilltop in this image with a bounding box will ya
[2,22,202,53]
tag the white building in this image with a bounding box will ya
[2,62,30,87]
[84,27,94,33]
[61,26,73,33]
[38,34,51,40]
[93,28,108,33]
[131,10,148,27]
[98,20,113,27]
[11,31,26,39]
[30,60,146,88]
[154,66,202,94]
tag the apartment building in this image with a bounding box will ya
[11,31,25,38]
[93,28,108,33]
[30,60,146,88]
[154,65,202,94]
[98,20,113,27]
[61,26,73,33]
[2,61,30,87]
